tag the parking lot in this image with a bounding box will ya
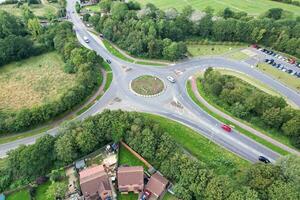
[251,45,300,78]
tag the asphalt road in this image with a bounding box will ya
[1,0,300,163]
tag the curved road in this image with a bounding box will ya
[1,0,300,163]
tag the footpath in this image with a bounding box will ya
[190,76,300,156]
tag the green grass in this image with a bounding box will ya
[131,75,164,96]
[118,145,147,169]
[0,2,60,18]
[187,44,245,57]
[141,113,250,176]
[163,192,178,200]
[0,52,76,112]
[227,51,249,60]
[117,192,138,200]
[135,0,300,16]
[135,61,166,66]
[0,126,51,145]
[102,40,134,63]
[83,4,101,12]
[257,63,300,92]
[186,81,289,155]
[7,189,30,200]
[35,181,52,200]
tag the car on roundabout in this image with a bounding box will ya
[167,76,176,83]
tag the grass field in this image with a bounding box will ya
[7,189,30,200]
[0,52,77,112]
[187,44,245,57]
[142,113,250,176]
[118,144,147,169]
[131,75,164,96]
[257,63,300,92]
[0,2,59,18]
[135,0,300,16]
[186,81,289,155]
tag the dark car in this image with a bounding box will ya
[265,59,269,62]
[258,156,271,164]
[272,63,277,67]
[106,59,111,64]
[140,190,151,200]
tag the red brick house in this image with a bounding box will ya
[79,165,112,200]
[145,172,169,199]
[117,166,144,193]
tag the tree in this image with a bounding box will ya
[228,187,259,200]
[221,7,235,19]
[27,18,41,38]
[55,133,78,163]
[265,8,284,20]
[110,1,128,21]
[205,176,233,200]
[276,155,300,185]
[268,180,300,200]
[46,182,68,199]
[76,130,98,154]
[99,0,113,13]
[75,2,81,13]
[262,107,283,129]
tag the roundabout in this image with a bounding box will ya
[130,75,165,97]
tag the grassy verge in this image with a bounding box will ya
[136,60,166,66]
[227,51,249,60]
[186,81,289,155]
[187,44,246,57]
[76,62,112,115]
[141,113,250,176]
[102,40,134,63]
[118,144,148,169]
[0,126,51,145]
[257,63,300,92]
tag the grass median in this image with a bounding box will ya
[186,81,289,155]
[102,40,134,63]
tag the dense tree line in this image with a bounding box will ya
[0,11,37,66]
[0,21,103,134]
[0,110,299,200]
[202,68,300,148]
[271,0,300,7]
[89,1,300,60]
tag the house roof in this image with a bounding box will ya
[80,165,111,197]
[145,172,169,197]
[117,166,144,186]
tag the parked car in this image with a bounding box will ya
[140,190,151,200]
[106,59,111,64]
[258,156,271,163]
[167,76,176,83]
[251,44,259,49]
[221,124,232,132]
[99,33,104,38]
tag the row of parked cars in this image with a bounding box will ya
[251,45,300,78]
[264,58,300,78]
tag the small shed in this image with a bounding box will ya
[75,159,86,170]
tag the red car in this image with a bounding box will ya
[251,44,259,49]
[221,124,232,132]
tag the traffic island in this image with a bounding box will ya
[130,75,165,97]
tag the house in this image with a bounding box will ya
[79,165,112,200]
[145,172,169,199]
[117,166,144,193]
